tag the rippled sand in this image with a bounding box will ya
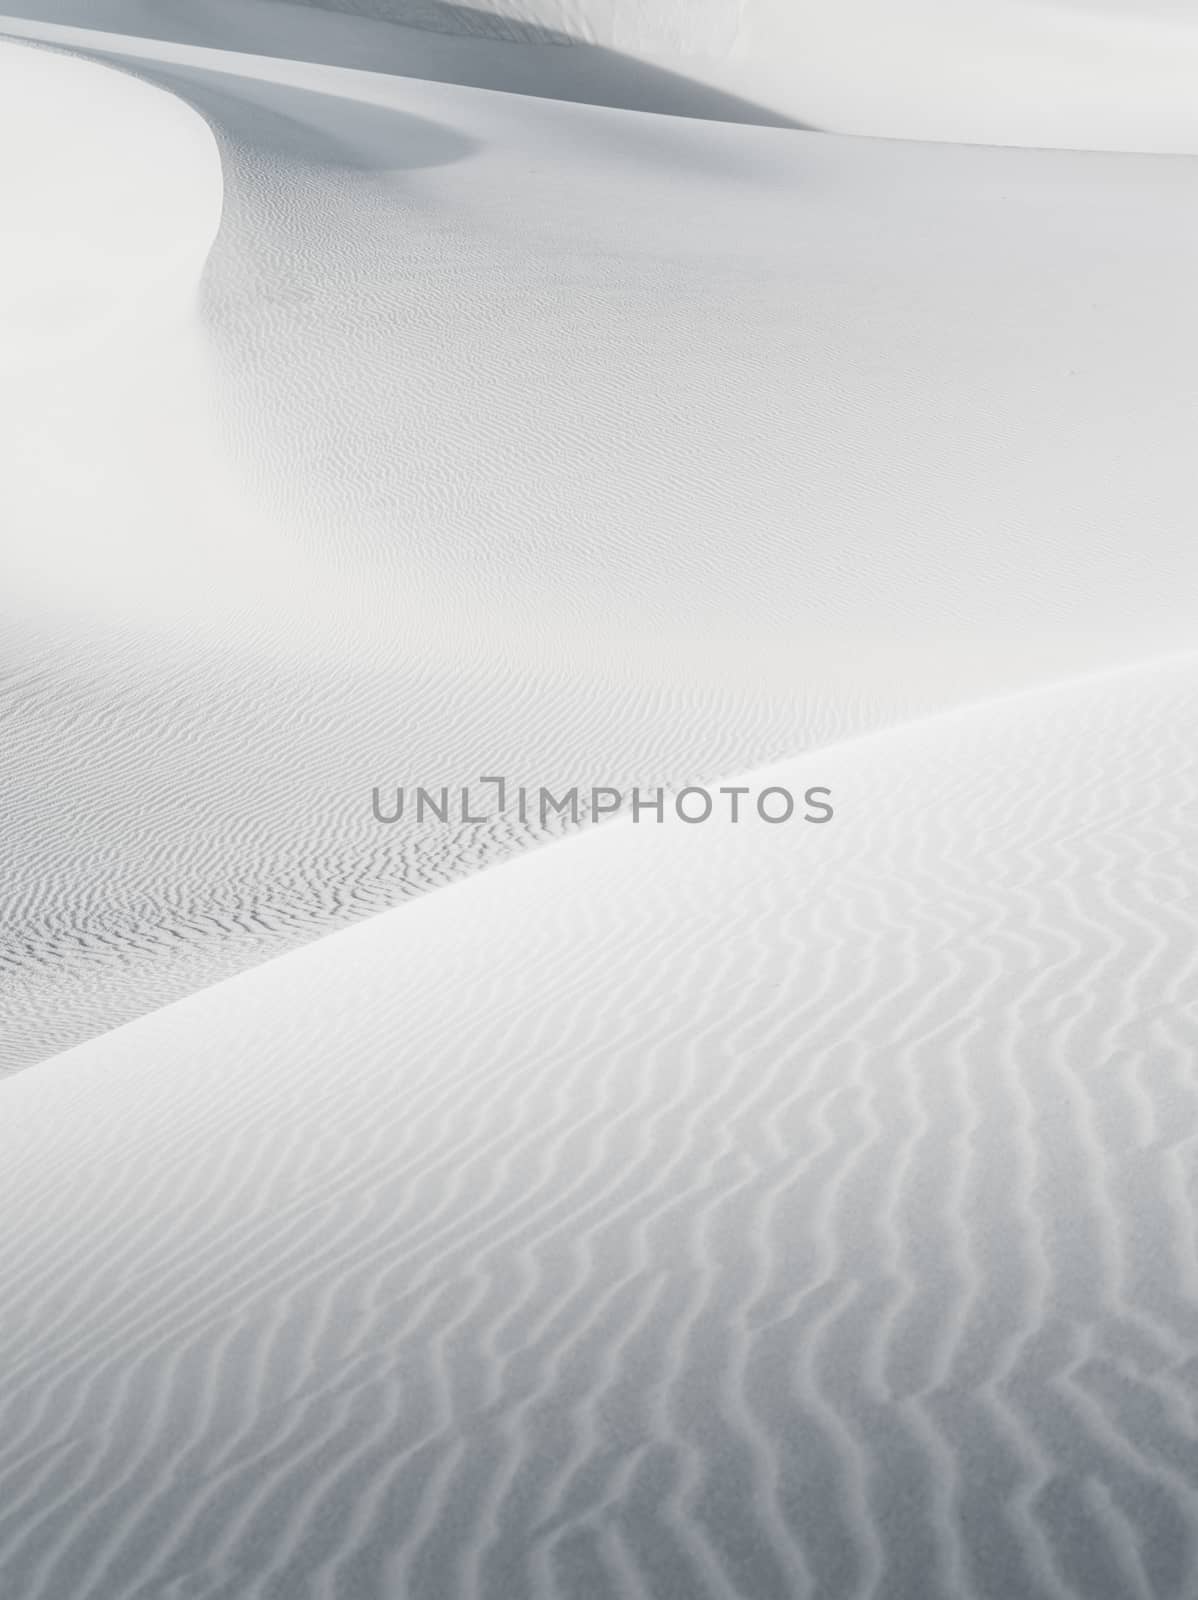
[2,6,1198,1595]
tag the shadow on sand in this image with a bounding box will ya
[0,0,810,130]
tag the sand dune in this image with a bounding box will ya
[4,9,1198,1594]
[3,24,1198,1067]
[7,0,1198,148]
[0,40,221,374]
[3,658,1198,1598]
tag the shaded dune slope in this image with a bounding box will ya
[3,31,1198,1068]
[8,0,1198,148]
[2,657,1198,1598]
[0,0,805,130]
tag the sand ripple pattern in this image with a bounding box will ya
[0,622,859,1072]
[3,29,1198,1070]
[1,658,1197,1599]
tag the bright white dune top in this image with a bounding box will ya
[0,42,222,373]
[760,0,1198,151]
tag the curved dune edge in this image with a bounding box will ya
[8,0,1198,151]
[17,643,1198,1064]
[3,653,1198,1597]
[3,14,1197,1598]
[4,17,1198,1071]
[0,37,223,374]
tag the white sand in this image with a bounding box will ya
[3,658,1198,1597]
[2,5,1198,1595]
[8,0,1198,149]
[3,20,1198,1066]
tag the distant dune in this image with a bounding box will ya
[8,0,1198,146]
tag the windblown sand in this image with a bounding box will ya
[2,5,1198,1596]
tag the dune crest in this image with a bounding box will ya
[0,40,221,375]
[4,4,1198,1594]
[3,22,1198,1070]
[8,0,1198,147]
[3,658,1198,1598]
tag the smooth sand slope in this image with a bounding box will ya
[0,42,221,376]
[2,658,1198,1599]
[3,23,1198,1067]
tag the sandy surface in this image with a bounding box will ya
[3,20,1197,1067]
[4,658,1198,1597]
[2,7,1198,1596]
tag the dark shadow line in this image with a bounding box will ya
[0,0,812,131]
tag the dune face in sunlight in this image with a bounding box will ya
[2,3,1198,1598]
[3,661,1198,1599]
[0,45,221,374]
[2,26,1197,1069]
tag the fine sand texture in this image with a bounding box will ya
[3,7,1198,1596]
[2,658,1198,1598]
[3,20,1198,1068]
